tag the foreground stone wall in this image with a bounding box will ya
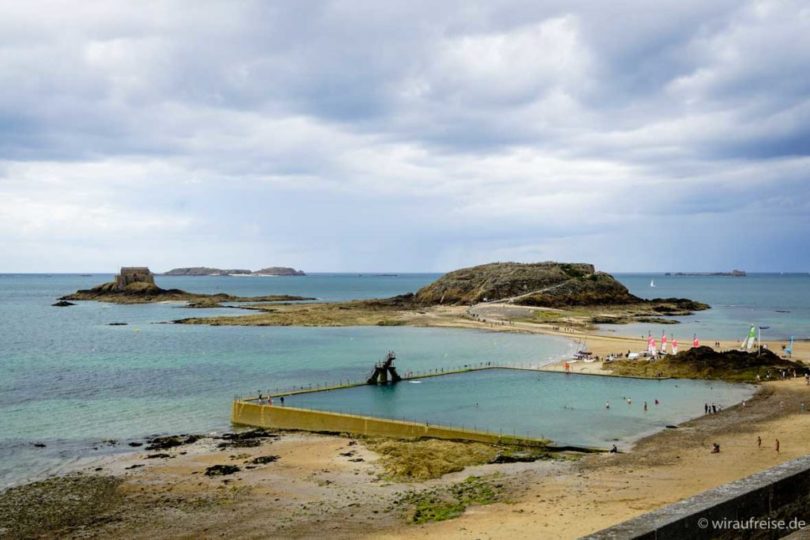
[586,455,810,540]
[231,400,546,447]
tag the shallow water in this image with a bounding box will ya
[0,273,571,487]
[284,368,756,448]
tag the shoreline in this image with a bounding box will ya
[4,378,808,539]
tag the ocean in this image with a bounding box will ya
[0,271,806,487]
[606,273,810,342]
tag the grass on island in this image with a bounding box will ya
[176,301,411,327]
[515,304,685,329]
[0,475,122,538]
[394,475,503,524]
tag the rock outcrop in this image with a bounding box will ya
[60,267,314,305]
[413,262,640,306]
[608,346,805,382]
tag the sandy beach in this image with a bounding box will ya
[15,375,803,540]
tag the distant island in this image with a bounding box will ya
[664,270,746,277]
[60,267,313,305]
[163,266,305,276]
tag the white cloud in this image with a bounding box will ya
[0,0,808,272]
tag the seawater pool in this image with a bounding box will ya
[283,369,756,448]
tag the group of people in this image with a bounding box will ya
[704,403,722,414]
[256,392,284,406]
[713,436,781,454]
[604,397,660,410]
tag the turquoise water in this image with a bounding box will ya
[284,369,755,448]
[611,273,810,341]
[0,273,570,487]
[1,271,802,487]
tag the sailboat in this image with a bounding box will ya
[785,336,794,358]
[650,279,655,288]
[741,325,757,352]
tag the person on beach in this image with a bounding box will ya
[757,436,762,448]
[605,401,610,409]
[643,401,648,412]
[610,444,618,453]
[776,439,780,453]
[280,396,285,406]
[654,399,659,406]
[712,404,717,414]
[711,443,720,453]
[704,403,709,414]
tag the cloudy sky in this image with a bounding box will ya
[1,0,808,272]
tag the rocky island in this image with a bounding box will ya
[59,267,314,305]
[163,266,305,276]
[174,262,710,328]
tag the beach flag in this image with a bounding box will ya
[672,339,679,354]
[742,325,757,351]
[785,336,794,356]
[660,333,668,354]
[647,336,657,356]
[692,334,699,348]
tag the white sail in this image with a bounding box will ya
[741,325,757,351]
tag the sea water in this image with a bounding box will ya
[611,273,810,342]
[0,271,802,487]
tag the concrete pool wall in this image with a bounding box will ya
[231,400,548,446]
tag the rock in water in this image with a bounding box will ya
[52,300,75,307]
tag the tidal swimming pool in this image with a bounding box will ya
[283,369,756,448]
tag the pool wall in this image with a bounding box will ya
[231,400,547,447]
